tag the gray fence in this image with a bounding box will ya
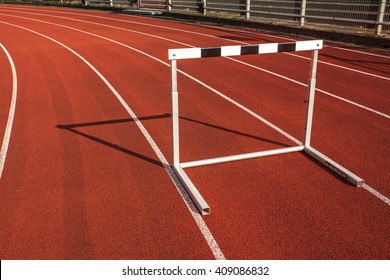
[1,0,389,35]
[168,0,390,35]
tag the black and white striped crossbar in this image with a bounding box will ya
[168,40,323,60]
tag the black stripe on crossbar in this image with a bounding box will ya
[201,47,222,58]
[278,42,296,52]
[241,45,259,55]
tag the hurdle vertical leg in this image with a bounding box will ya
[171,59,180,166]
[303,49,318,147]
[171,59,210,214]
[302,50,364,187]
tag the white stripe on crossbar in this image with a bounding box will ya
[221,45,241,56]
[169,47,201,60]
[258,43,278,54]
[296,40,323,51]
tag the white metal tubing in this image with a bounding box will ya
[173,165,210,215]
[303,49,318,147]
[180,146,304,169]
[304,146,364,187]
[171,60,180,166]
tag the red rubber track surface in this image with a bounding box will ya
[0,5,389,260]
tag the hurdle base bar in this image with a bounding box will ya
[304,146,364,187]
[173,165,211,215]
[176,145,363,215]
[180,146,304,169]
[175,146,304,215]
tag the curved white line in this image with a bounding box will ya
[0,43,17,179]
[0,43,18,179]
[1,15,389,206]
[362,184,390,206]
[2,9,389,118]
[0,15,301,144]
[6,4,390,62]
[329,45,390,60]
[286,52,390,82]
[227,57,390,119]
[0,20,226,260]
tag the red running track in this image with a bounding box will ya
[0,5,389,260]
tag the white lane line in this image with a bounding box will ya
[0,43,17,180]
[226,57,390,119]
[286,52,390,81]
[11,6,390,60]
[6,5,390,62]
[329,45,390,60]
[178,70,302,146]
[5,15,390,210]
[0,15,301,145]
[0,20,226,260]
[1,16,389,207]
[3,9,389,118]
[362,184,390,206]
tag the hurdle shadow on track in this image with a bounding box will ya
[182,117,357,188]
[56,113,290,167]
[55,114,171,168]
[179,116,291,148]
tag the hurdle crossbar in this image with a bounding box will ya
[169,39,364,215]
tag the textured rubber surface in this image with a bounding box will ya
[0,5,389,260]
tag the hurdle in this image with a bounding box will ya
[168,40,364,215]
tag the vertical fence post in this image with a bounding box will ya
[168,0,172,11]
[137,0,140,9]
[246,0,251,19]
[300,0,307,26]
[376,0,387,35]
[202,0,207,15]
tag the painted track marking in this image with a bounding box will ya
[363,184,390,206]
[3,8,389,119]
[5,5,390,61]
[0,15,302,145]
[7,7,390,70]
[1,14,388,206]
[0,43,17,179]
[0,20,226,260]
[226,57,390,119]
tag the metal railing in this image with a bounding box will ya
[1,0,388,35]
[170,0,390,35]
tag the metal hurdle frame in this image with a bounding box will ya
[168,40,364,215]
